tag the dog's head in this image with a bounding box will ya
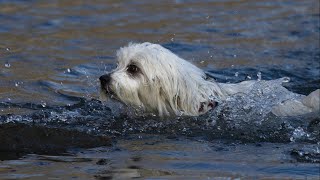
[99,42,225,116]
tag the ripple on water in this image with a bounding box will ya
[0,0,319,178]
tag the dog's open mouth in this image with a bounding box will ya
[103,86,112,95]
[100,86,120,101]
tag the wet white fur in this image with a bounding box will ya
[102,42,319,117]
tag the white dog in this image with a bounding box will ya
[99,42,319,117]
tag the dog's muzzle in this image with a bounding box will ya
[99,74,112,94]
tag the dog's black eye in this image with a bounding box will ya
[127,64,139,75]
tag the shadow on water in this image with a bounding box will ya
[0,96,319,160]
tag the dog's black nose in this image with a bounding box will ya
[99,74,111,87]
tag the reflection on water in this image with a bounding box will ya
[1,0,319,107]
[0,0,319,179]
[1,135,320,179]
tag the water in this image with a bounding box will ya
[0,0,319,179]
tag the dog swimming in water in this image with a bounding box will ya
[99,42,319,117]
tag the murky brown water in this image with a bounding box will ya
[0,0,319,179]
[1,0,319,108]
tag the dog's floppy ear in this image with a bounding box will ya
[162,74,224,116]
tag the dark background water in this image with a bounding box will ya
[0,0,319,179]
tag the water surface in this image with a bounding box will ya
[0,0,319,179]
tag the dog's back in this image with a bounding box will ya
[218,80,319,117]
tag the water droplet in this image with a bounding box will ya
[257,72,262,81]
[243,105,252,110]
[246,75,251,79]
[15,82,19,87]
[291,127,306,142]
[41,101,47,108]
[171,37,174,42]
[200,60,205,64]
[6,47,10,51]
[235,72,239,77]
[5,63,11,68]
[282,77,290,83]
[233,54,237,58]
[67,68,71,73]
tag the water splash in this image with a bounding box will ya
[257,72,262,81]
[234,72,239,77]
[4,62,11,68]
[0,97,318,144]
[40,101,47,108]
[0,78,318,144]
[209,78,317,142]
[290,127,309,142]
